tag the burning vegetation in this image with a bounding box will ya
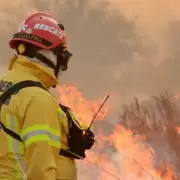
[57,85,180,180]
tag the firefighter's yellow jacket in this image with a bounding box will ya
[0,55,63,180]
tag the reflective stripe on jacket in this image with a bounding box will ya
[0,55,61,180]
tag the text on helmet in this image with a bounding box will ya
[14,33,43,43]
[33,24,64,39]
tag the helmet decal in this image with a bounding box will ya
[33,23,64,40]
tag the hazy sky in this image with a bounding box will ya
[0,0,180,102]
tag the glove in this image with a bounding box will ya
[68,129,95,159]
[83,130,95,150]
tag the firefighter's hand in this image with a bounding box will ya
[83,130,95,150]
[68,130,95,159]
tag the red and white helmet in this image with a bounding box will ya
[9,12,72,75]
[9,12,68,50]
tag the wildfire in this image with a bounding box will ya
[172,92,180,100]
[56,85,175,180]
[176,127,180,134]
[56,85,109,124]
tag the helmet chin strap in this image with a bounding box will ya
[36,49,57,69]
[35,49,62,77]
[15,43,71,88]
[34,49,63,88]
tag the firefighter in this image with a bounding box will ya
[0,12,95,180]
[57,104,95,180]
[0,12,72,180]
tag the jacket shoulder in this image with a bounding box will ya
[15,86,59,116]
[21,86,57,104]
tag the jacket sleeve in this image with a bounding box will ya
[20,91,60,180]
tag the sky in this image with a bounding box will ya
[0,0,180,103]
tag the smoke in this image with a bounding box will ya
[0,0,180,101]
[58,0,180,105]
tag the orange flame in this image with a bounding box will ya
[176,127,180,134]
[56,85,109,124]
[56,84,175,179]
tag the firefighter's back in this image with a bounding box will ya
[0,67,59,180]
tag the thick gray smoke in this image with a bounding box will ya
[0,0,180,104]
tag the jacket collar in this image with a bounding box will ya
[8,55,58,88]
